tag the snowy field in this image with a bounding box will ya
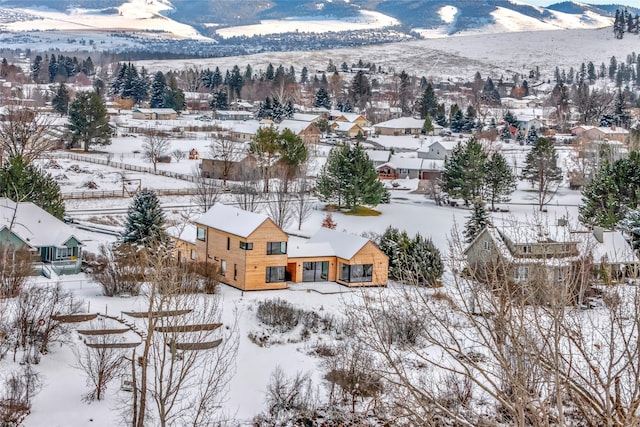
[137,26,637,83]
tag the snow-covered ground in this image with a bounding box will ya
[12,131,588,426]
[137,26,635,83]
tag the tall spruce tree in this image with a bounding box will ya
[483,152,516,211]
[442,138,487,205]
[314,87,331,109]
[316,142,385,209]
[52,83,70,115]
[521,137,563,211]
[149,71,167,108]
[463,201,490,244]
[0,155,65,219]
[580,152,640,228]
[418,83,438,119]
[68,91,111,152]
[122,188,168,249]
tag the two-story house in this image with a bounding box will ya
[188,204,388,291]
[465,222,637,300]
[194,204,290,291]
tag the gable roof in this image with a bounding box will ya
[308,228,370,259]
[0,198,82,248]
[276,119,317,135]
[195,203,270,238]
[374,117,441,129]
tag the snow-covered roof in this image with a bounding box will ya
[588,126,629,135]
[422,159,445,170]
[499,225,577,245]
[133,108,177,114]
[332,121,361,132]
[431,140,459,151]
[167,224,197,244]
[0,198,82,249]
[195,203,269,238]
[292,113,321,122]
[379,155,424,171]
[374,116,441,129]
[288,241,335,258]
[230,121,262,134]
[331,111,366,122]
[574,230,637,265]
[276,119,315,134]
[307,228,370,259]
[365,149,391,163]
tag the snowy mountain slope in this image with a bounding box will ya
[0,0,635,47]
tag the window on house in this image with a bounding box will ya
[340,263,373,283]
[522,245,532,254]
[234,264,237,281]
[221,260,226,276]
[197,228,206,241]
[239,241,253,250]
[57,247,72,259]
[483,240,490,250]
[557,268,564,282]
[266,266,286,283]
[227,237,230,250]
[266,241,287,255]
[514,266,529,281]
[190,249,196,260]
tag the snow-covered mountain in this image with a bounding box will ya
[0,0,636,46]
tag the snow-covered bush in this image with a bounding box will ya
[256,299,301,333]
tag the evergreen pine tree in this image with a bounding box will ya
[122,188,168,249]
[501,125,512,141]
[316,142,385,209]
[442,138,487,205]
[503,110,518,127]
[450,109,465,132]
[0,155,65,219]
[483,152,516,211]
[618,209,640,250]
[52,83,70,115]
[521,137,563,211]
[418,83,438,119]
[463,201,490,244]
[68,91,111,152]
[406,233,444,286]
[526,126,538,145]
[422,115,434,135]
[314,87,331,109]
[150,71,167,108]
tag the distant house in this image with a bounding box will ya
[0,198,83,276]
[229,121,262,142]
[417,140,460,161]
[377,156,425,180]
[292,113,323,123]
[214,110,254,121]
[167,224,197,263]
[200,155,260,181]
[330,111,369,128]
[374,117,442,136]
[331,121,365,138]
[276,119,322,145]
[582,126,629,143]
[365,149,392,167]
[465,222,637,295]
[183,204,388,290]
[132,108,177,120]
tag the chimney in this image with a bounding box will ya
[611,125,616,131]
[593,226,604,244]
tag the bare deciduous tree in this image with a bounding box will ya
[191,172,219,214]
[233,168,262,213]
[73,319,128,401]
[266,177,294,230]
[171,149,185,163]
[209,132,243,186]
[130,254,238,427]
[142,130,170,174]
[0,106,55,164]
[87,243,146,297]
[292,167,314,230]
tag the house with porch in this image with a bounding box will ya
[376,155,425,180]
[0,198,83,276]
[276,120,321,145]
[183,203,388,291]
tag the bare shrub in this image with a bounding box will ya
[255,366,317,425]
[0,244,33,298]
[0,365,41,426]
[256,299,301,333]
[87,244,145,297]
